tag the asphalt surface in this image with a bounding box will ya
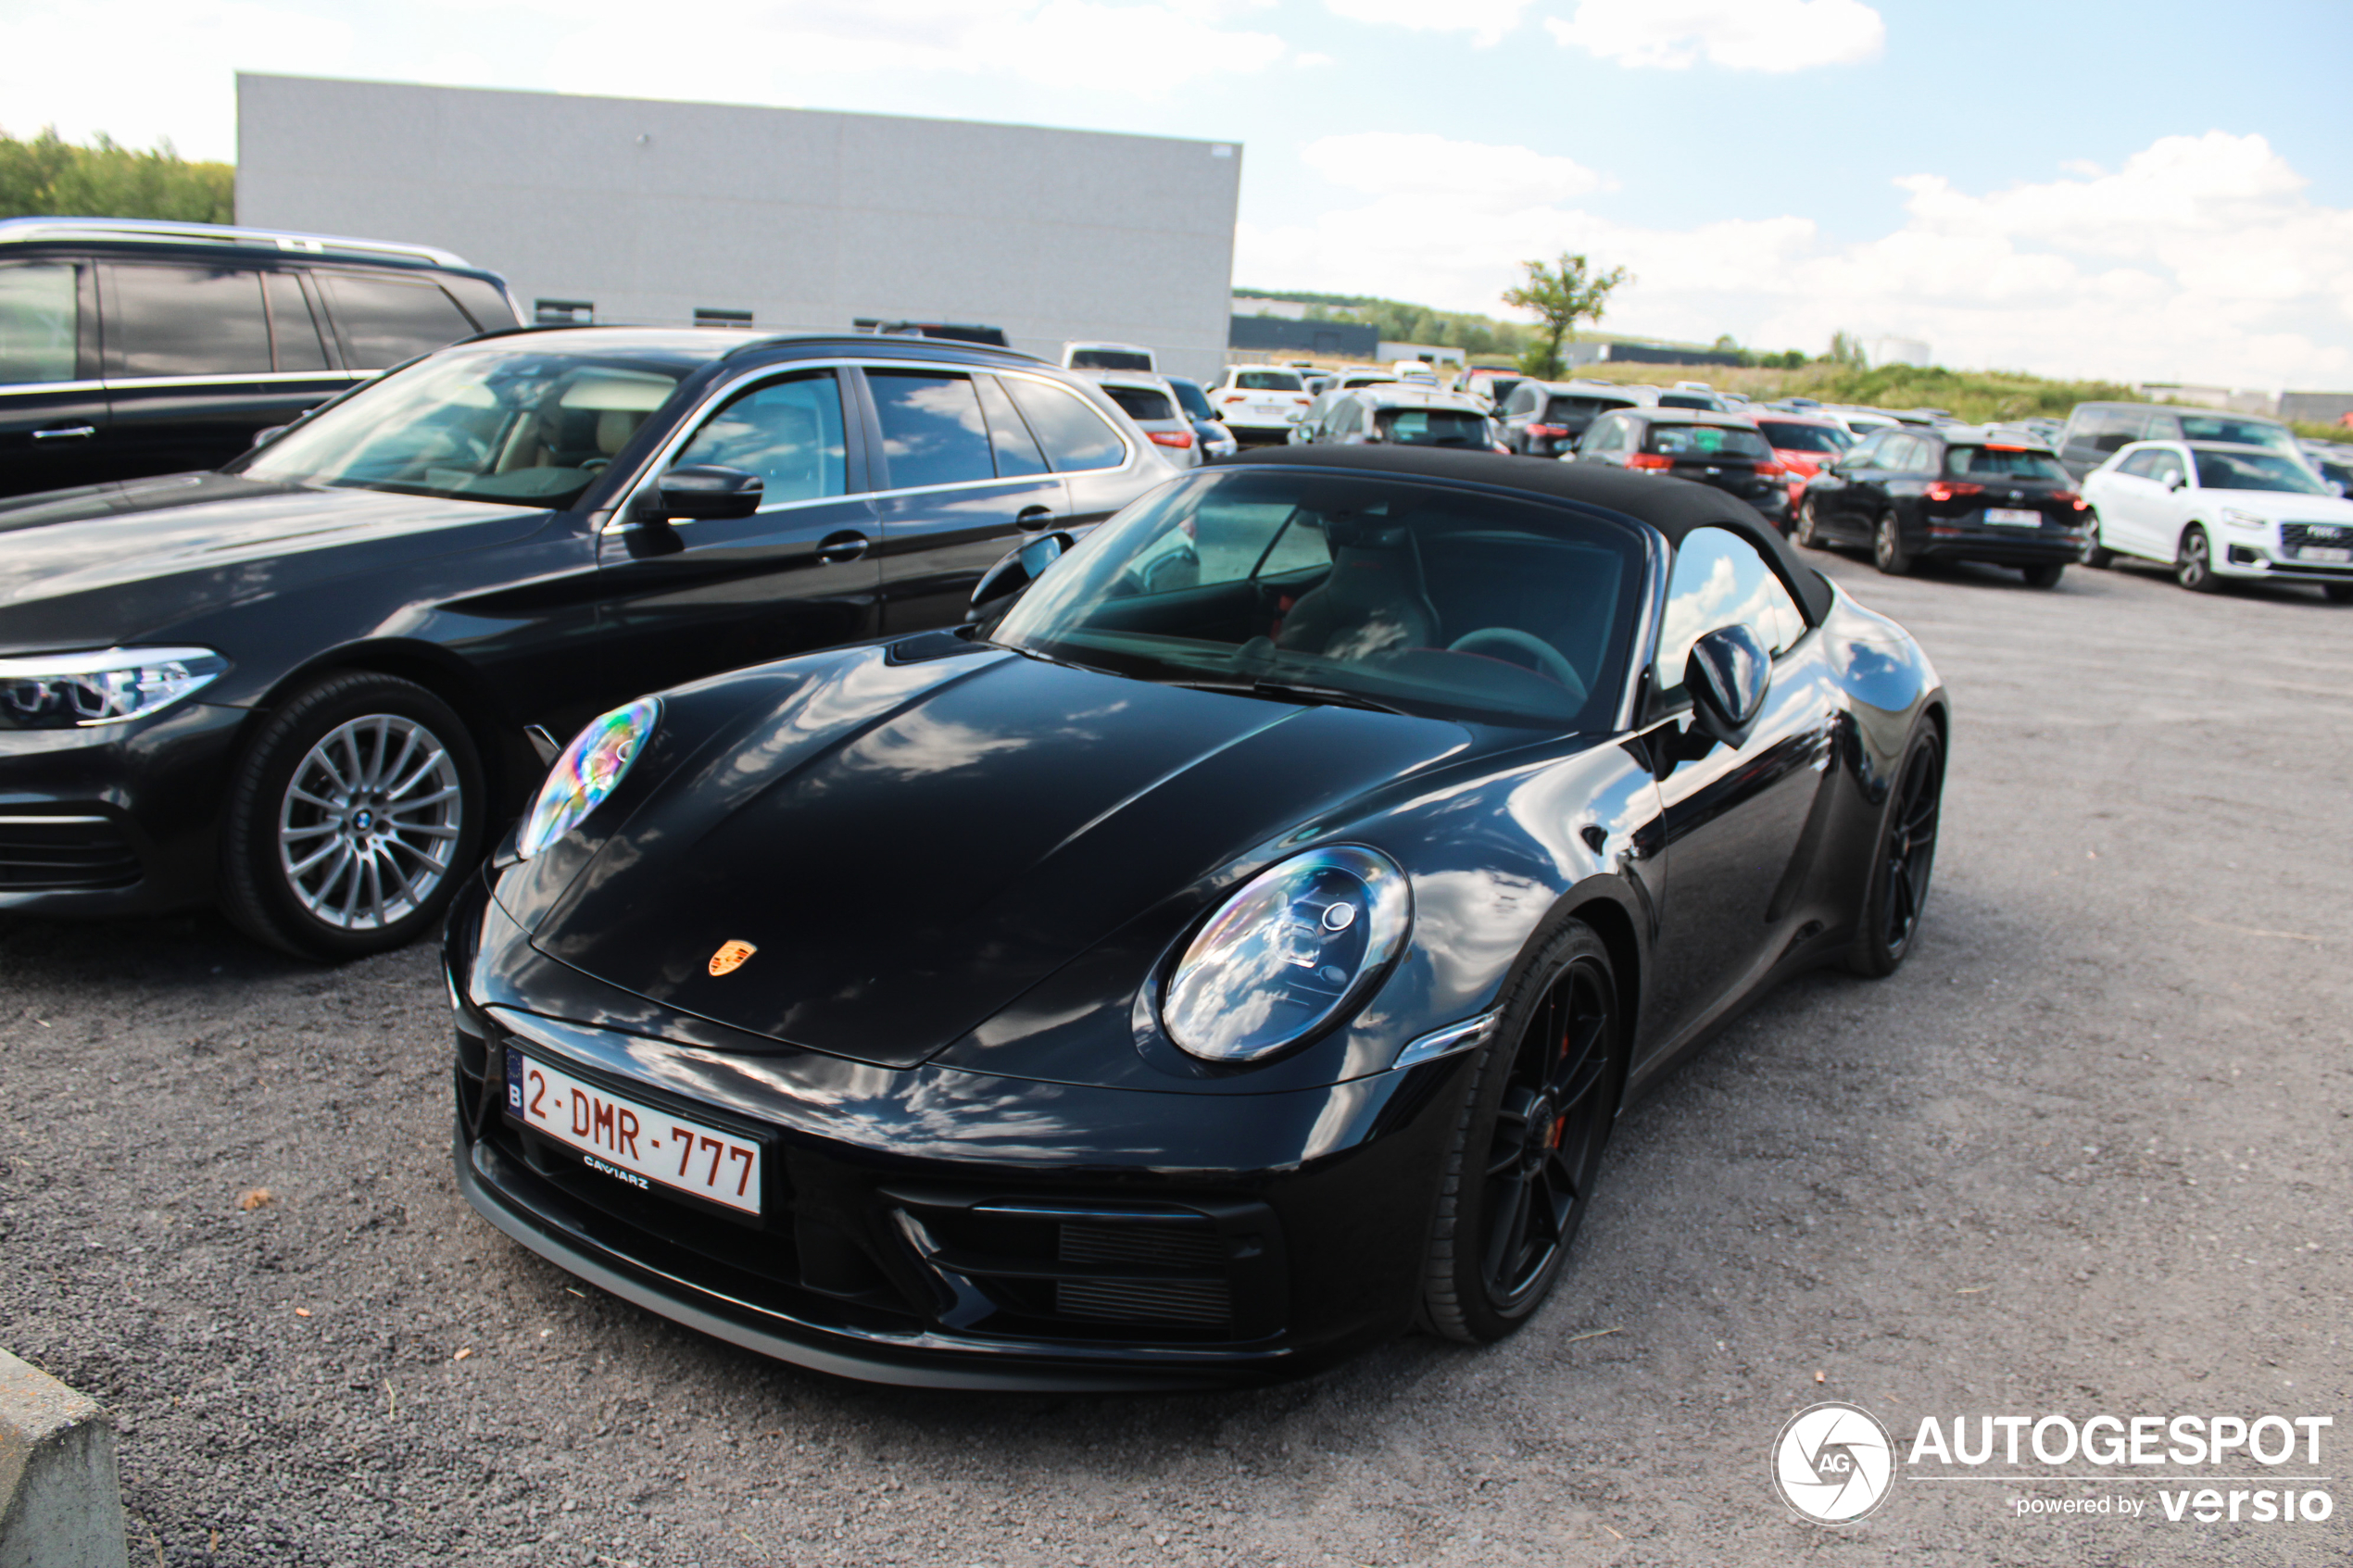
[4,545,2348,1567]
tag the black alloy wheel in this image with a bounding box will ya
[1422,921,1621,1342]
[2175,524,2220,593]
[2020,562,2066,588]
[220,671,486,960]
[2081,513,2115,569]
[1872,509,1913,575]
[1794,496,1824,548]
[1847,725,1943,978]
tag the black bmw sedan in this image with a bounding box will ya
[447,445,1949,1389]
[0,327,1169,956]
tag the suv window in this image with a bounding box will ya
[2079,408,2149,454]
[2145,450,2187,488]
[866,370,996,490]
[1375,407,1488,445]
[2115,448,2162,479]
[265,272,330,371]
[1000,376,1126,471]
[1656,526,1806,703]
[1235,370,1302,392]
[0,262,79,383]
[1070,347,1152,372]
[973,373,1049,478]
[1646,423,1771,459]
[1167,379,1214,422]
[110,264,273,378]
[1944,445,2068,482]
[2175,414,2297,455]
[1101,384,1175,423]
[320,273,481,370]
[673,371,849,507]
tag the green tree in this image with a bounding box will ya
[1502,252,1630,380]
[0,128,233,223]
[1827,329,1869,369]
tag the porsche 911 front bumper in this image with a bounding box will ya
[445,872,1474,1390]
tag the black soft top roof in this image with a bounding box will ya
[1227,444,1835,621]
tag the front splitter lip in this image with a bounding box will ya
[453,1124,1308,1394]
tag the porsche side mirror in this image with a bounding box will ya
[1685,623,1771,747]
[654,465,763,521]
[968,530,1075,623]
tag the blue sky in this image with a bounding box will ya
[5,0,2348,387]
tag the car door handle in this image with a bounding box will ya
[32,426,95,441]
[813,531,871,564]
[1016,506,1057,530]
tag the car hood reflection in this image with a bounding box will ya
[531,647,1472,1068]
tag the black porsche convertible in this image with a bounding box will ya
[446,445,1947,1388]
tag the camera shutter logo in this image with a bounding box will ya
[1774,1402,1896,1524]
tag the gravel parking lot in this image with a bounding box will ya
[4,547,2347,1567]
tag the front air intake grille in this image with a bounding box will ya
[1056,1276,1231,1326]
[0,818,139,890]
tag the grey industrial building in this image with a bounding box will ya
[235,74,1241,381]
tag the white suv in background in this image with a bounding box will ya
[2081,440,2353,600]
[1206,366,1313,442]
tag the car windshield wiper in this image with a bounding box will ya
[1163,677,1409,715]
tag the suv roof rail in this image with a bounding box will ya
[0,216,479,270]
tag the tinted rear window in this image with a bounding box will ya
[1755,421,1852,454]
[1236,370,1303,392]
[2176,415,2296,454]
[1102,385,1176,422]
[1945,445,2068,482]
[1658,393,1719,410]
[1546,395,1629,420]
[1071,348,1153,371]
[1646,423,1770,458]
[1001,375,1126,471]
[0,262,78,383]
[1167,379,1214,420]
[321,273,481,370]
[110,263,272,377]
[1374,408,1490,445]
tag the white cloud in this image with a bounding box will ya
[1546,0,1883,72]
[1302,132,1611,208]
[1238,131,2353,388]
[1323,0,1533,48]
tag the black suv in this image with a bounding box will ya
[0,327,1169,956]
[1568,407,1790,527]
[0,218,522,497]
[1794,425,2088,584]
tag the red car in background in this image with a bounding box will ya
[1751,413,1856,526]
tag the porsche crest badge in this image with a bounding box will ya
[708,940,757,977]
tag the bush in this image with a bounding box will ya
[0,128,233,223]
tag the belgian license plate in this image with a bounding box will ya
[505,1047,761,1215]
[1983,508,2041,527]
[1249,402,1290,420]
[2298,545,2352,563]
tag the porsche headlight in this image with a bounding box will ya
[516,697,659,860]
[0,646,226,729]
[1162,846,1412,1064]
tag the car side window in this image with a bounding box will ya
[0,262,79,384]
[2149,450,2186,488]
[264,272,331,372]
[672,370,849,506]
[2086,408,2150,454]
[2115,449,2158,479]
[108,264,273,378]
[1000,375,1126,472]
[1584,416,1621,454]
[865,370,996,490]
[317,273,480,370]
[1655,527,1807,705]
[973,373,1050,477]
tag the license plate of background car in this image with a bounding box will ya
[1983,508,2042,526]
[504,1047,761,1215]
[2299,546,2353,563]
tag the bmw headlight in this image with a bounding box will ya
[0,646,226,729]
[1162,846,1412,1064]
[516,697,659,860]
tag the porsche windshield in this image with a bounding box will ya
[237,350,689,508]
[992,469,1646,728]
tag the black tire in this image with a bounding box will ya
[1847,724,1943,978]
[1421,920,1623,1343]
[1794,496,1825,549]
[1872,508,1912,575]
[2081,513,2114,569]
[2322,583,2353,605]
[2175,524,2221,593]
[2020,562,2066,588]
[219,671,486,960]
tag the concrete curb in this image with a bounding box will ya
[0,1349,127,1568]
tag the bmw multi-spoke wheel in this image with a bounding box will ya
[221,672,484,960]
[1848,725,1943,977]
[1422,921,1621,1342]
